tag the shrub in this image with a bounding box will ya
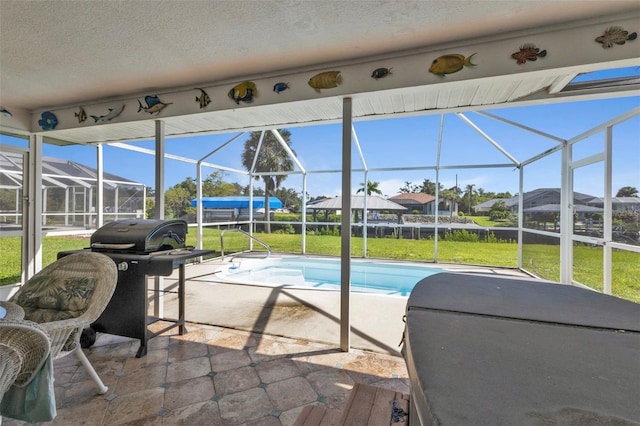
[444,229,479,242]
[274,224,295,234]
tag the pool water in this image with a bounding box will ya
[218,257,446,296]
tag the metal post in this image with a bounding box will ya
[196,161,203,250]
[27,134,43,278]
[340,97,352,352]
[302,174,307,254]
[517,167,524,269]
[560,142,572,284]
[154,120,165,318]
[603,126,613,295]
[96,144,104,228]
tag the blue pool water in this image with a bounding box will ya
[217,257,447,296]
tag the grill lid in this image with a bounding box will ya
[91,219,187,253]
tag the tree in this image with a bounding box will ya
[616,186,638,197]
[356,180,383,196]
[272,187,302,212]
[439,188,458,218]
[464,184,476,215]
[241,130,295,232]
[419,179,439,195]
[355,180,383,223]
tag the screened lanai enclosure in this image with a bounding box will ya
[1,2,639,356]
[0,150,145,230]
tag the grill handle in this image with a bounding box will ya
[91,243,136,250]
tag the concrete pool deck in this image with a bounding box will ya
[159,257,533,356]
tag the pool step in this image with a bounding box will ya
[294,383,409,425]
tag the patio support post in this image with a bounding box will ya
[340,97,352,352]
[26,133,43,279]
[42,187,47,226]
[196,160,203,250]
[517,166,524,269]
[603,126,613,295]
[434,114,445,262]
[352,126,367,257]
[154,120,165,220]
[96,144,104,228]
[560,141,572,284]
[65,187,69,226]
[302,173,307,254]
[154,120,165,318]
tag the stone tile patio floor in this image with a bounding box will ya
[2,321,409,426]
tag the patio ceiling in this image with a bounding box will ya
[1,1,639,145]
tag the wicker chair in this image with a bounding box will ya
[0,320,50,402]
[9,252,118,394]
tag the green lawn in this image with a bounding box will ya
[2,230,638,303]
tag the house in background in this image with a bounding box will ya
[388,193,436,214]
[474,188,603,213]
[474,198,509,214]
[474,189,640,227]
[586,197,640,213]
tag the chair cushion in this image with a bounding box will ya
[13,276,97,323]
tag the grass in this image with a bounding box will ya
[2,229,638,303]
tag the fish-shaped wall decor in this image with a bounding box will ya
[195,88,211,109]
[228,82,257,104]
[595,26,637,49]
[429,53,477,76]
[0,107,12,117]
[273,82,290,94]
[511,44,547,65]
[75,107,87,123]
[308,71,342,92]
[38,111,58,131]
[371,67,392,80]
[138,95,172,115]
[91,104,125,123]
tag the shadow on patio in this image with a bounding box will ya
[2,322,409,425]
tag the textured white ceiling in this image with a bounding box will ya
[2,0,639,112]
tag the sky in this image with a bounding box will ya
[2,77,639,201]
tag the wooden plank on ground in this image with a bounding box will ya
[294,405,324,426]
[340,383,378,426]
[392,392,410,424]
[368,387,397,426]
[294,405,342,426]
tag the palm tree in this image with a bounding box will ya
[241,130,294,232]
[356,180,383,196]
[616,186,638,197]
[355,180,383,223]
[439,188,457,219]
[465,184,476,215]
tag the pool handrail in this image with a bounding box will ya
[220,228,271,260]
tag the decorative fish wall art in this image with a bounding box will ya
[596,26,637,49]
[308,71,342,92]
[228,82,257,104]
[371,67,392,80]
[511,44,547,65]
[138,95,172,115]
[75,107,87,123]
[0,107,12,117]
[91,104,125,123]
[429,53,477,76]
[195,89,211,108]
[38,111,58,130]
[273,82,290,94]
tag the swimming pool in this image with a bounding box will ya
[214,257,447,296]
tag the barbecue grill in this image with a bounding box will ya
[59,219,214,357]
